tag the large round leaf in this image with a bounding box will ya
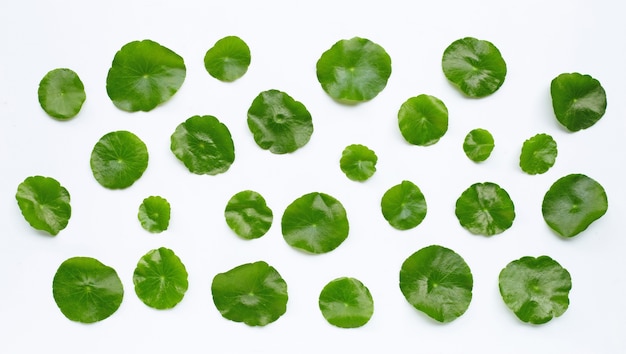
[138,196,171,233]
[463,128,494,162]
[398,94,448,146]
[52,257,124,323]
[15,175,71,236]
[211,261,288,326]
[318,277,374,328]
[281,192,349,254]
[339,144,378,182]
[133,247,188,310]
[90,130,149,189]
[519,133,557,175]
[204,35,251,82]
[381,180,427,230]
[316,37,392,103]
[170,115,235,175]
[550,72,607,132]
[38,68,86,120]
[542,173,608,237]
[399,245,473,323]
[499,255,572,324]
[442,37,507,98]
[247,89,313,154]
[225,190,273,240]
[455,182,515,236]
[106,39,186,112]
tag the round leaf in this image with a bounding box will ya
[442,37,507,98]
[399,245,473,323]
[519,133,558,175]
[381,180,427,230]
[211,261,288,326]
[316,37,392,103]
[247,89,313,154]
[455,182,515,236]
[133,247,188,310]
[542,173,608,237]
[15,175,71,236]
[170,115,235,175]
[204,35,251,82]
[52,257,124,323]
[281,192,349,254]
[319,277,374,328]
[499,255,572,324]
[90,130,149,189]
[398,94,448,146]
[106,39,186,112]
[463,128,494,162]
[339,144,378,181]
[550,72,607,132]
[138,196,171,233]
[225,190,273,240]
[38,68,86,119]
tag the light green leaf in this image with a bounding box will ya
[339,144,377,181]
[225,190,273,240]
[381,180,427,230]
[90,130,149,189]
[138,196,171,233]
[398,94,448,146]
[519,133,557,175]
[319,277,374,328]
[15,175,71,236]
[204,36,251,82]
[455,182,515,236]
[133,247,188,310]
[551,72,607,132]
[38,68,86,120]
[463,128,494,162]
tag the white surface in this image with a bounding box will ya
[1,0,625,352]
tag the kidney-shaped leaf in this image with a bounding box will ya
[339,144,378,182]
[398,94,448,146]
[133,247,188,310]
[204,35,251,82]
[463,128,494,162]
[381,180,427,230]
[138,196,171,233]
[519,133,557,175]
[319,277,374,328]
[399,245,473,323]
[211,261,288,326]
[455,182,515,236]
[38,68,86,120]
[551,72,607,132]
[16,175,71,236]
[90,130,149,189]
[225,190,273,240]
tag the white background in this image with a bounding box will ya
[1,0,624,353]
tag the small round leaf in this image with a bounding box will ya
[204,36,251,82]
[133,247,188,310]
[211,261,288,326]
[542,173,608,237]
[316,37,392,103]
[106,39,186,112]
[339,144,378,181]
[281,192,349,254]
[463,128,494,162]
[170,115,235,175]
[90,130,149,189]
[52,257,124,323]
[319,277,374,328]
[398,94,448,146]
[442,37,507,98]
[519,133,557,175]
[138,196,171,233]
[499,255,572,324]
[247,89,313,154]
[550,72,607,132]
[225,190,273,240]
[399,245,473,323]
[38,68,86,119]
[16,175,71,236]
[455,182,515,236]
[381,180,427,230]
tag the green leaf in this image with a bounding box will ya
[37,68,86,120]
[498,255,572,324]
[442,37,507,98]
[204,36,251,82]
[170,115,235,175]
[550,72,607,132]
[247,89,313,154]
[519,133,558,175]
[316,37,392,103]
[339,144,378,181]
[225,190,273,240]
[211,261,288,326]
[399,245,473,323]
[281,192,349,254]
[381,180,427,230]
[455,182,515,236]
[463,128,494,162]
[106,39,186,112]
[15,175,71,236]
[52,257,124,323]
[542,173,608,237]
[398,94,448,146]
[138,196,171,233]
[90,130,149,189]
[133,247,188,310]
[318,277,374,328]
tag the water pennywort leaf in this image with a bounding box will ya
[319,277,374,328]
[15,175,71,236]
[133,247,188,310]
[550,72,607,132]
[38,68,86,120]
[204,36,251,82]
[463,128,494,162]
[225,190,273,240]
[398,94,448,146]
[455,182,515,236]
[138,196,171,233]
[381,180,427,230]
[339,144,377,182]
[90,130,149,189]
[519,133,557,175]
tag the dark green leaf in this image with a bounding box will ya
[519,133,557,175]
[381,180,427,230]
[319,277,374,328]
[550,72,607,132]
[455,182,515,236]
[339,144,377,181]
[90,130,149,189]
[225,190,273,240]
[38,68,86,119]
[138,196,171,233]
[463,128,494,162]
[398,94,448,146]
[204,36,251,82]
[133,247,188,309]
[15,175,71,236]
